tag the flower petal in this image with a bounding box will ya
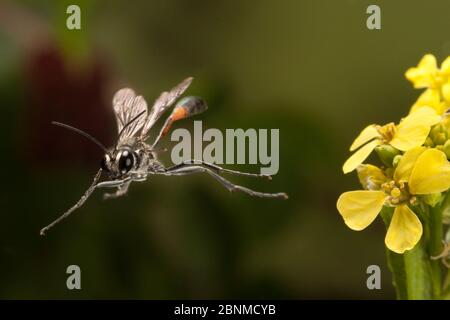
[410,89,444,115]
[442,82,450,104]
[409,149,450,194]
[343,139,381,174]
[336,190,385,231]
[390,109,437,151]
[390,125,429,151]
[405,54,438,88]
[441,56,450,76]
[385,204,423,254]
[406,105,441,126]
[357,164,387,190]
[349,125,380,151]
[394,146,426,183]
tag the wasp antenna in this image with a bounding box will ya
[52,121,111,156]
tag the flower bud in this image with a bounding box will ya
[375,144,400,167]
[356,164,387,190]
[424,137,435,147]
[443,140,450,160]
[431,123,447,143]
[434,132,447,146]
[423,193,443,207]
[392,155,402,168]
[441,191,450,224]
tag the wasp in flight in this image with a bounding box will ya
[40,77,287,236]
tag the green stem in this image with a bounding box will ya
[442,271,450,299]
[404,237,434,299]
[380,207,407,299]
[429,204,443,299]
[380,206,435,299]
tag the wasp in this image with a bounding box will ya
[40,77,287,235]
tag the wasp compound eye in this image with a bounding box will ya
[118,150,134,174]
[100,154,110,172]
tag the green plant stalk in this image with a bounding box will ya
[380,207,407,299]
[429,204,443,298]
[381,206,434,299]
[442,271,450,299]
[385,248,408,299]
[404,237,434,299]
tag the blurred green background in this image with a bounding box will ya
[1,0,449,299]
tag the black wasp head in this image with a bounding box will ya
[101,147,137,179]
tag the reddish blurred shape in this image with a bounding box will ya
[24,45,113,168]
[0,1,114,168]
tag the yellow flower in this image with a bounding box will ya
[405,54,450,89]
[357,164,388,190]
[410,88,447,115]
[337,147,450,254]
[342,107,440,173]
[406,54,450,115]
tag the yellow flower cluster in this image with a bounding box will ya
[406,54,450,115]
[338,54,450,254]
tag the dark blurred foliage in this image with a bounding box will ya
[1,0,449,299]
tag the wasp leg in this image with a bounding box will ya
[40,169,103,236]
[103,181,131,200]
[431,241,450,268]
[165,160,273,180]
[159,165,287,199]
[95,178,131,189]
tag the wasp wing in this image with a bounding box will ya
[112,88,148,140]
[141,77,193,138]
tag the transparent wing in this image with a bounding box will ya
[112,88,148,140]
[141,77,193,137]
